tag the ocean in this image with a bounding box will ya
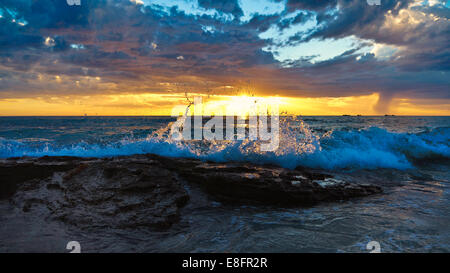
[0,116,449,252]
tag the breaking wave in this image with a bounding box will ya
[0,116,449,170]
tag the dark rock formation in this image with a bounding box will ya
[170,159,382,205]
[0,154,382,230]
[4,156,189,230]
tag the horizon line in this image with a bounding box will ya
[1,115,449,117]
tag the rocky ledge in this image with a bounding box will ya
[0,154,381,230]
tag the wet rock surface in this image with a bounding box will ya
[169,159,382,205]
[0,154,382,231]
[3,156,189,230]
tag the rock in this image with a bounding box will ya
[0,154,382,230]
[170,159,382,205]
[0,157,77,200]
[3,156,189,230]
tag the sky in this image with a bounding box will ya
[0,0,449,116]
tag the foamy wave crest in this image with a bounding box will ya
[1,118,449,170]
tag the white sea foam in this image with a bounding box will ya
[1,117,449,170]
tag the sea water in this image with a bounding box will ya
[0,116,448,252]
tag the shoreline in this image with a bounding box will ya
[0,153,382,230]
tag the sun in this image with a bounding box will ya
[193,95,287,117]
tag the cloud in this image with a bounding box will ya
[0,0,448,115]
[285,0,338,12]
[198,0,243,18]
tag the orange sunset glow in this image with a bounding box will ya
[1,93,449,116]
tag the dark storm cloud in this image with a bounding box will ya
[1,0,92,29]
[277,11,314,30]
[284,0,338,11]
[279,0,449,75]
[198,0,243,18]
[285,0,413,44]
[0,0,448,108]
[0,0,278,97]
[246,14,281,32]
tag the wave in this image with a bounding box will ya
[1,118,449,170]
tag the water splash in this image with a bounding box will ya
[0,116,449,170]
[145,114,321,166]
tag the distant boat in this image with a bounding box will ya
[384,114,395,117]
[342,114,351,117]
[357,114,362,117]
